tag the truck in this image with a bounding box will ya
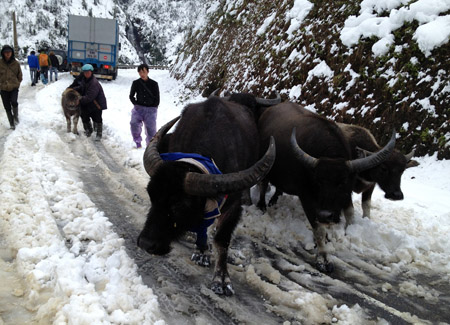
[67,15,119,80]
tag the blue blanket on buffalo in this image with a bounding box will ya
[160,152,227,248]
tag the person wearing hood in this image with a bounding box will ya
[0,45,22,130]
[67,64,107,141]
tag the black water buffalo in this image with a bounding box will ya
[262,123,417,222]
[211,90,281,204]
[138,97,276,296]
[258,102,395,272]
[337,123,416,221]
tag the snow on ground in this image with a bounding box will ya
[0,68,449,324]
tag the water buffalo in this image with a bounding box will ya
[258,102,395,272]
[211,90,281,204]
[338,123,416,222]
[261,123,417,222]
[138,97,276,295]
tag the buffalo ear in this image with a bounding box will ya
[406,159,420,168]
[404,148,419,168]
[355,146,373,159]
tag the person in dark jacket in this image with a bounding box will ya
[49,51,60,82]
[0,45,22,130]
[68,64,107,140]
[129,63,160,148]
[27,50,39,86]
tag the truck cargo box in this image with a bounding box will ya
[67,15,119,80]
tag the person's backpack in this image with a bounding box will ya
[39,54,49,67]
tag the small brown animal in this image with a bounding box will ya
[61,88,81,135]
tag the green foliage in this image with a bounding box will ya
[420,128,431,142]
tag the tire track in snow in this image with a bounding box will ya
[247,235,447,324]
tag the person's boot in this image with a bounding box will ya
[6,111,15,130]
[95,122,103,141]
[83,121,93,137]
[12,106,19,124]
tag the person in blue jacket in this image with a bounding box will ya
[27,51,39,86]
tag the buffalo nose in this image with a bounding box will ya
[385,191,404,200]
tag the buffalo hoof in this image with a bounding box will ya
[191,252,211,267]
[211,281,234,296]
[316,261,334,273]
[268,198,278,207]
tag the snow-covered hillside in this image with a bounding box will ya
[171,0,450,159]
[0,0,209,64]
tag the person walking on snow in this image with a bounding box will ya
[129,63,160,148]
[49,51,59,82]
[68,64,107,141]
[27,50,39,86]
[0,45,22,130]
[38,49,50,84]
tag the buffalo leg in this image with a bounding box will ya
[343,201,355,227]
[211,196,241,296]
[303,201,334,273]
[361,184,375,218]
[66,116,71,133]
[268,187,283,207]
[241,188,252,206]
[72,115,79,135]
[256,179,269,211]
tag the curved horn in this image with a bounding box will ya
[209,88,220,98]
[184,137,276,196]
[404,148,415,161]
[143,116,180,176]
[209,88,230,101]
[290,127,318,168]
[348,130,396,173]
[255,92,281,107]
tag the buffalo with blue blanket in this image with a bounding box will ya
[138,97,276,296]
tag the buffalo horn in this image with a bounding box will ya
[255,92,281,107]
[290,127,319,169]
[143,116,180,176]
[404,148,415,161]
[184,137,276,196]
[209,88,220,98]
[209,88,230,101]
[348,130,396,173]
